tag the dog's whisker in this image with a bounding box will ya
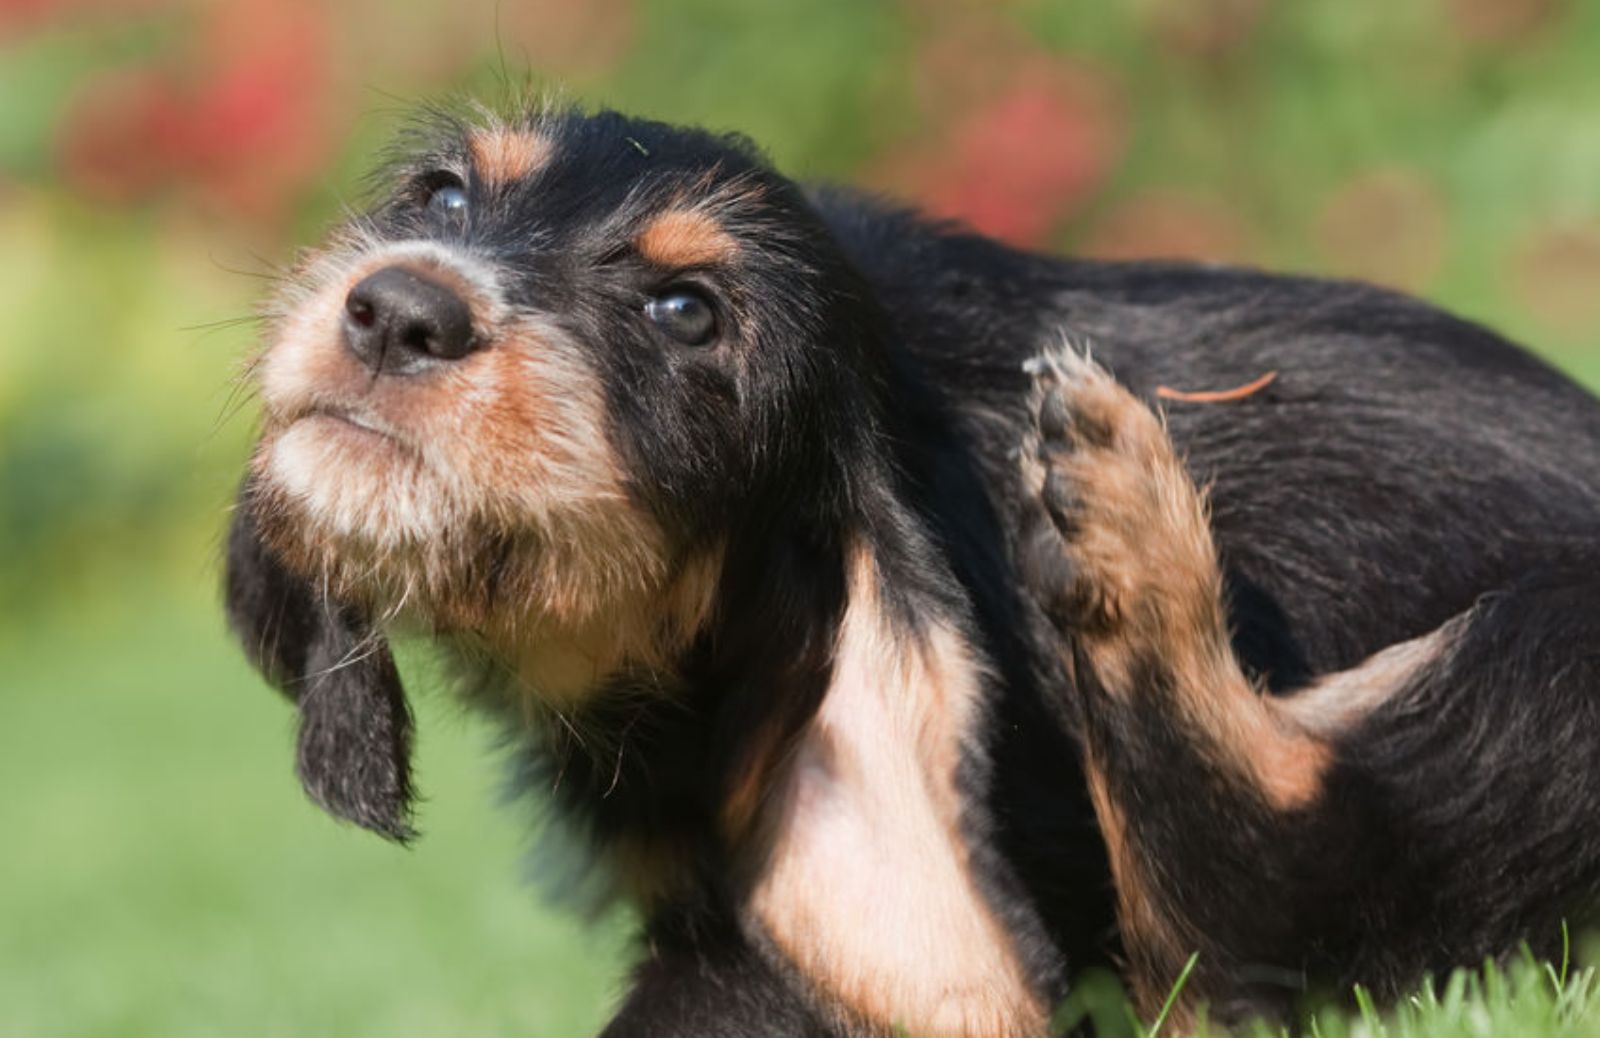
[181,314,269,334]
[208,380,263,439]
[208,251,292,285]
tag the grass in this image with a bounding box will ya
[1054,945,1600,1038]
[1262,950,1600,1038]
[0,579,626,1037]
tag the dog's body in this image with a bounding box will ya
[225,106,1600,1035]
[809,206,1600,1025]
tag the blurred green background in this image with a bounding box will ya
[4,0,1600,1034]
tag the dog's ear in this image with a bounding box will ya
[224,480,417,843]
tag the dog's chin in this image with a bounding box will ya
[261,412,445,548]
[247,379,687,657]
[248,432,662,641]
[247,415,463,618]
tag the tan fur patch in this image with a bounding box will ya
[485,547,724,710]
[747,546,1047,1038]
[469,128,551,183]
[1279,620,1456,736]
[635,208,740,269]
[1024,349,1329,811]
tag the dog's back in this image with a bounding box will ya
[817,187,1600,674]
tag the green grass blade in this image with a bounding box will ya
[1147,952,1201,1038]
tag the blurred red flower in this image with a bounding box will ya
[55,0,336,223]
[875,59,1125,246]
[55,66,186,202]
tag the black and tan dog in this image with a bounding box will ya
[224,103,1600,1035]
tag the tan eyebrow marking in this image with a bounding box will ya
[635,209,740,268]
[468,129,552,183]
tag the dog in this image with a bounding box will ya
[224,102,1600,1035]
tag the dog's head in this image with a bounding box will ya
[226,106,889,839]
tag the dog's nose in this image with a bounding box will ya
[342,266,477,374]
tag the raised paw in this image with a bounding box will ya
[1017,347,1228,688]
[1017,345,1331,820]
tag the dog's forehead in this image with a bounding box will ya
[477,110,766,179]
[389,109,776,236]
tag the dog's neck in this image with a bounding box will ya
[469,498,1051,1035]
[465,546,725,712]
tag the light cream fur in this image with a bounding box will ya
[748,546,1047,1038]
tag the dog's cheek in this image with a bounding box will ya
[601,352,748,537]
[450,325,657,547]
[258,283,359,418]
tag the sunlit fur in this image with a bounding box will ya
[226,101,1600,1036]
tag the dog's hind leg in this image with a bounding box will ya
[1016,346,1600,1025]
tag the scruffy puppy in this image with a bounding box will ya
[225,103,1600,1035]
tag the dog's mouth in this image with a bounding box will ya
[295,405,400,443]
[256,399,438,547]
[280,405,428,467]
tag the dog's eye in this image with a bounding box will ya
[422,173,468,217]
[645,288,718,346]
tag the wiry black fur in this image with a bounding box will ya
[224,104,1600,1032]
[1006,262,1600,1021]
[226,477,416,841]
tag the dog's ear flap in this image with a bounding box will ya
[225,480,418,843]
[292,604,418,843]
